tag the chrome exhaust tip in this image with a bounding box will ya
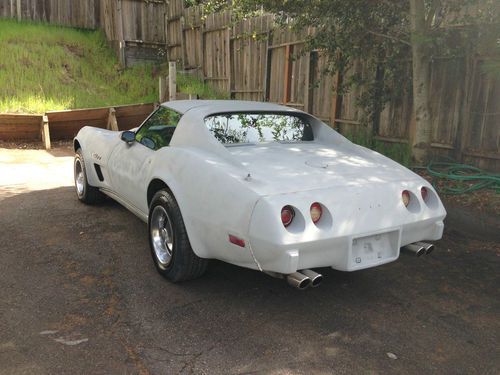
[286,272,311,290]
[416,242,435,254]
[402,243,426,257]
[301,269,323,287]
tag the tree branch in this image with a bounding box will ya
[367,30,411,46]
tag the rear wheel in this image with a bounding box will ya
[148,189,207,282]
[74,148,105,204]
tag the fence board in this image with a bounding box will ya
[166,0,184,62]
[203,11,231,93]
[465,60,500,161]
[230,15,272,101]
[428,58,464,145]
[310,53,334,124]
[0,114,42,141]
[183,5,203,69]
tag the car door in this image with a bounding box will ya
[107,107,181,213]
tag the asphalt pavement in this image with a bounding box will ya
[0,147,499,374]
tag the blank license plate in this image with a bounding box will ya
[351,230,399,268]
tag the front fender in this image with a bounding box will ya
[74,127,122,188]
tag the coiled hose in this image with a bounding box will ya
[424,161,500,195]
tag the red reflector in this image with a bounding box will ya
[281,205,295,227]
[229,234,245,247]
[402,190,411,207]
[421,187,428,201]
[310,202,322,224]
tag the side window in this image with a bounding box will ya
[135,107,181,150]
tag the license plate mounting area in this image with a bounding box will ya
[350,229,400,269]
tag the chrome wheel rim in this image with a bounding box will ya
[151,206,174,266]
[75,159,85,197]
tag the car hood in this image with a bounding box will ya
[226,141,421,195]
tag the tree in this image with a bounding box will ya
[192,0,498,163]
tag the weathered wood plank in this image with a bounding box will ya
[41,115,51,149]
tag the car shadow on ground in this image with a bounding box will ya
[1,186,499,374]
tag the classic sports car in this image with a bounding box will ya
[74,100,446,289]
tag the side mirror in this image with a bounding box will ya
[121,130,136,144]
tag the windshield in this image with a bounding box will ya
[204,113,313,145]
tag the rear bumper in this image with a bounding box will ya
[249,219,444,274]
[247,183,446,274]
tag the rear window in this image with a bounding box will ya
[205,113,313,145]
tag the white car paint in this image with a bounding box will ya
[74,100,446,274]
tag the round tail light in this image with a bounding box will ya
[402,190,411,207]
[281,205,295,227]
[421,187,428,202]
[310,202,322,224]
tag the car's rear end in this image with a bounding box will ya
[247,178,445,275]
[177,102,446,285]
[217,126,447,276]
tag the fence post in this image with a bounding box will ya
[169,61,177,101]
[16,0,21,21]
[40,115,51,150]
[119,41,126,66]
[116,0,126,66]
[106,108,119,131]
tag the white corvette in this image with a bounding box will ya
[74,100,446,289]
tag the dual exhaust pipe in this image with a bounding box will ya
[286,269,323,290]
[401,242,435,257]
[277,242,435,289]
[265,269,323,290]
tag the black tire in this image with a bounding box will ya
[148,189,207,282]
[74,148,105,204]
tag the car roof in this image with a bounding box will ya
[161,100,302,115]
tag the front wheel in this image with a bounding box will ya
[74,148,105,204]
[148,189,207,282]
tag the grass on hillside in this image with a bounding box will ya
[0,19,227,113]
[0,19,161,113]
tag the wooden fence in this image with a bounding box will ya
[99,0,168,66]
[1,0,498,170]
[0,0,100,28]
[162,1,499,171]
[0,103,154,148]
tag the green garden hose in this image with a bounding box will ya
[424,161,500,195]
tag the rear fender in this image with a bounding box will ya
[148,147,261,268]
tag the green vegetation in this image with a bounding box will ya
[344,130,412,167]
[0,19,159,113]
[177,73,229,99]
[0,19,228,113]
